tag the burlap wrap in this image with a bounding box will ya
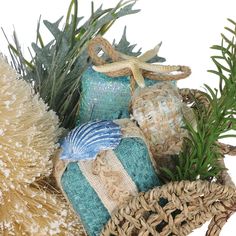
[132,82,188,159]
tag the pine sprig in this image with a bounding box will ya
[5,0,141,129]
[162,19,236,181]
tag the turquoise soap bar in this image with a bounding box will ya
[59,119,161,236]
[61,137,161,236]
[77,67,157,124]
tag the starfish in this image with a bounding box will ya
[92,42,181,88]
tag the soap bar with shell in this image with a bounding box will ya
[54,119,161,236]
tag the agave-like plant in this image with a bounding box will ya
[5,0,145,129]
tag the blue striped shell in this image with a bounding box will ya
[60,120,122,161]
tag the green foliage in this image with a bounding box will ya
[162,19,236,181]
[5,0,141,129]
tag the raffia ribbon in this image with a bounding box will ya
[92,151,133,204]
[88,36,191,90]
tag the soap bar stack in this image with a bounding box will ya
[56,36,191,236]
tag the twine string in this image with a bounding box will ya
[88,36,191,90]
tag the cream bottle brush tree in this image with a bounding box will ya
[0,55,82,235]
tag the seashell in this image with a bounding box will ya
[60,120,122,161]
[131,82,187,157]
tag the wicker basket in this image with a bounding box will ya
[99,88,236,236]
[101,179,236,236]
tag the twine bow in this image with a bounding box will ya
[88,36,191,90]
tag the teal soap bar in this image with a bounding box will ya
[61,137,161,236]
[77,67,157,124]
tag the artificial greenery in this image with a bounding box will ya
[5,0,142,129]
[162,18,236,181]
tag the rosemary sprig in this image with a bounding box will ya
[5,0,140,129]
[162,19,236,181]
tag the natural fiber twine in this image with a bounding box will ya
[100,147,236,236]
[88,36,191,92]
[101,180,236,236]
[179,88,210,107]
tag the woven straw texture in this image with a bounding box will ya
[132,82,187,158]
[101,180,236,236]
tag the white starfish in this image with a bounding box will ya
[92,42,180,88]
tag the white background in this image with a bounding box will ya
[0,0,235,235]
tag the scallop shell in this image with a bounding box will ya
[60,120,122,161]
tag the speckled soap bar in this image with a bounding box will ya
[77,66,157,124]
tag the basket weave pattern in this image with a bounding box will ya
[132,82,186,157]
[100,88,236,236]
[101,180,236,236]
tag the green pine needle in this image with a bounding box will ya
[162,19,236,181]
